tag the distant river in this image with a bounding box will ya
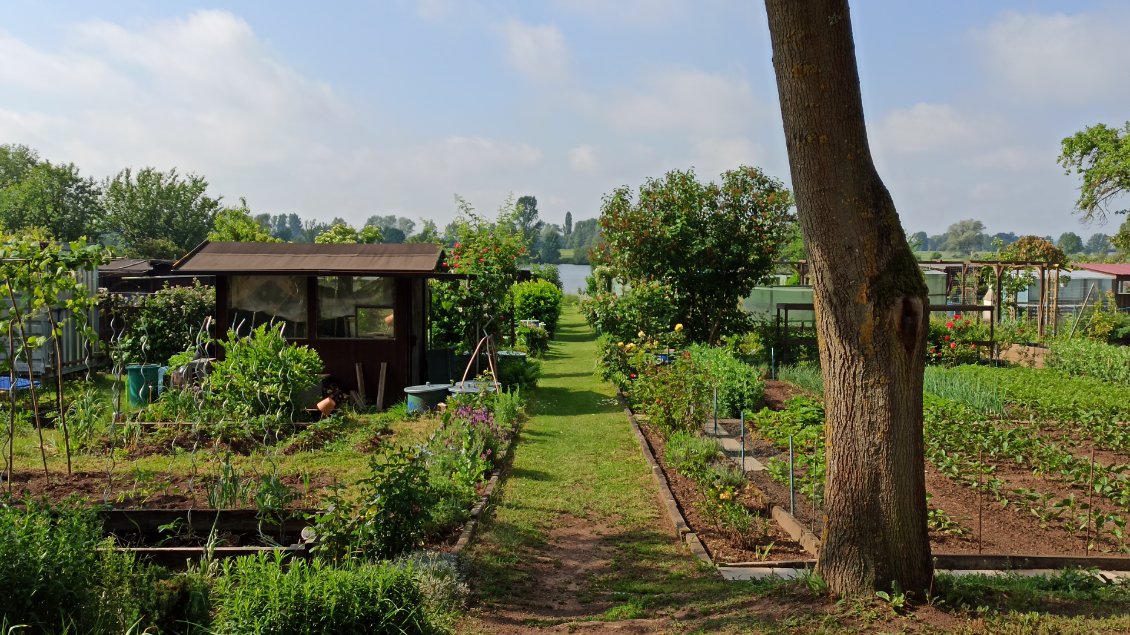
[556,263,592,295]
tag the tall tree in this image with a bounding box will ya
[765,0,931,596]
[1059,122,1130,222]
[908,231,928,251]
[538,224,563,263]
[1113,217,1130,256]
[1056,231,1084,255]
[1085,232,1112,255]
[0,160,103,241]
[406,219,441,245]
[599,166,793,342]
[103,167,220,259]
[513,195,544,256]
[0,144,39,188]
[564,210,573,236]
[942,219,986,254]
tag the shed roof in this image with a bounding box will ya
[173,241,445,276]
[101,258,157,275]
[1075,263,1130,277]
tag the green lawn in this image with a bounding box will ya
[460,306,1130,633]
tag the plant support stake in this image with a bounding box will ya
[712,387,718,437]
[740,409,745,472]
[1086,447,1096,555]
[789,434,796,516]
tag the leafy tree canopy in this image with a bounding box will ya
[598,166,794,342]
[1056,231,1084,255]
[102,167,220,259]
[1085,232,1112,255]
[941,218,986,254]
[208,198,280,243]
[0,160,103,242]
[314,222,382,244]
[1059,122,1130,221]
[1000,235,1068,266]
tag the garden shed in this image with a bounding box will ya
[1073,263,1130,310]
[172,241,448,405]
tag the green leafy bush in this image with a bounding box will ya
[206,323,324,424]
[528,263,562,288]
[0,499,210,634]
[926,313,988,366]
[496,353,541,390]
[632,353,709,437]
[511,278,563,335]
[580,280,681,342]
[688,344,764,418]
[213,554,431,634]
[311,447,434,562]
[516,323,551,357]
[102,281,214,365]
[1047,337,1130,385]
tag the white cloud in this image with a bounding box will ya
[499,19,571,83]
[871,103,985,156]
[594,67,762,136]
[974,11,1130,103]
[552,0,687,27]
[567,144,599,173]
[0,10,551,227]
[690,137,767,177]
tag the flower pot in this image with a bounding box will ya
[316,397,336,417]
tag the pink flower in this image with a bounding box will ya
[949,342,957,349]
[946,321,955,329]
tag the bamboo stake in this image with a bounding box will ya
[6,318,15,493]
[45,308,72,474]
[978,447,984,555]
[1086,447,1096,555]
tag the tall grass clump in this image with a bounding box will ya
[213,553,432,634]
[1047,337,1130,386]
[0,499,210,634]
[777,362,824,396]
[664,431,722,480]
[923,365,1006,416]
[688,344,764,418]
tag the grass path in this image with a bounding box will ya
[460,306,814,634]
[460,305,1130,634]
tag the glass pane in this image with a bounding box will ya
[318,276,394,339]
[229,275,308,338]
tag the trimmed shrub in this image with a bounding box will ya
[511,278,563,335]
[688,344,764,418]
[213,554,431,634]
[632,353,709,437]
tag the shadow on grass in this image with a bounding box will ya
[531,387,620,416]
[508,467,554,482]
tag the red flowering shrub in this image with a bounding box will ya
[926,313,988,366]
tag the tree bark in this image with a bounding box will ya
[764,0,932,596]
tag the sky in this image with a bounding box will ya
[2,0,1128,238]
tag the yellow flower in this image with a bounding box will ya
[718,491,732,501]
[674,323,684,332]
[625,343,635,351]
[617,341,624,348]
[638,330,646,338]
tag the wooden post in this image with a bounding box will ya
[375,362,387,411]
[354,363,366,404]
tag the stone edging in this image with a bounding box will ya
[620,397,713,567]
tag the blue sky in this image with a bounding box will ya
[2,1,1129,238]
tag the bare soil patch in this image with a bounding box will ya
[3,470,333,509]
[468,514,680,634]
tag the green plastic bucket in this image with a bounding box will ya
[126,364,163,407]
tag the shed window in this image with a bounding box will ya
[229,275,308,338]
[318,276,395,338]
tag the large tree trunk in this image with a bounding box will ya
[764,0,932,596]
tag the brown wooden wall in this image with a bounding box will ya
[213,274,426,407]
